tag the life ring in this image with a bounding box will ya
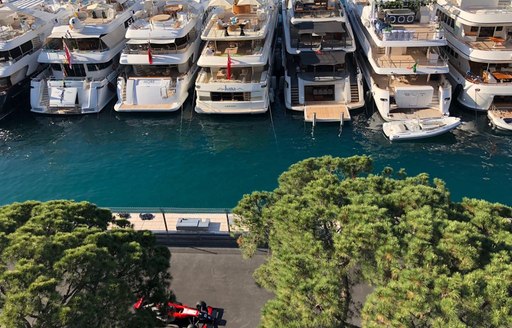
[406,15,414,23]
[397,15,405,24]
[387,15,396,23]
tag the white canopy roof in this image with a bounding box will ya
[207,0,233,9]
[237,0,262,6]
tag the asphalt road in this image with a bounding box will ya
[169,247,273,328]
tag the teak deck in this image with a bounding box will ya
[304,102,351,122]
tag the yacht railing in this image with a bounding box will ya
[0,48,39,67]
[378,29,444,42]
[293,8,343,19]
[292,39,353,49]
[123,43,189,55]
[465,69,512,85]
[373,49,448,69]
[292,0,343,18]
[197,69,256,84]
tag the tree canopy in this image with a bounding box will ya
[233,155,512,328]
[0,200,171,328]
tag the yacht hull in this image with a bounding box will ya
[30,69,118,115]
[0,79,31,121]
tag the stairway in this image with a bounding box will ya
[122,80,127,101]
[350,84,359,103]
[40,83,49,106]
[291,87,299,105]
[430,92,439,108]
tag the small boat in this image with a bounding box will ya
[383,116,461,141]
[488,109,512,131]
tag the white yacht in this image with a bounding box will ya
[281,0,364,123]
[347,0,459,140]
[194,0,278,114]
[435,0,512,130]
[0,0,68,120]
[30,0,141,115]
[115,0,204,112]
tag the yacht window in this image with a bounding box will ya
[0,51,9,62]
[20,40,33,54]
[87,59,113,71]
[479,27,494,38]
[63,64,87,77]
[210,92,245,101]
[470,26,479,33]
[9,47,22,60]
[0,77,11,91]
[51,64,62,71]
[175,35,189,48]
[45,38,64,51]
[496,26,503,32]
[72,38,107,51]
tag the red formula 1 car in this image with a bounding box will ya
[134,297,221,328]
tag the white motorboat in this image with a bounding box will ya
[194,0,278,114]
[488,107,512,131]
[281,0,364,123]
[30,0,142,115]
[115,0,204,112]
[383,116,461,141]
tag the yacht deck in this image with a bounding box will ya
[373,74,443,89]
[466,38,512,51]
[202,4,275,40]
[374,49,447,69]
[388,108,443,120]
[375,22,442,42]
[304,102,351,122]
[0,11,37,41]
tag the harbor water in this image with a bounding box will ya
[0,97,510,208]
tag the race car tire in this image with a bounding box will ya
[196,301,207,310]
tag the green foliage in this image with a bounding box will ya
[234,156,512,328]
[0,200,171,328]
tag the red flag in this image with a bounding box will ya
[147,43,153,65]
[227,54,232,80]
[63,38,72,69]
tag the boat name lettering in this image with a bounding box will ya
[218,86,243,91]
[138,80,161,86]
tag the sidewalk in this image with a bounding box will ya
[110,210,235,234]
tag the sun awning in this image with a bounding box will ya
[296,21,345,34]
[299,51,346,66]
[127,39,175,44]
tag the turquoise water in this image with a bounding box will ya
[0,97,510,208]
